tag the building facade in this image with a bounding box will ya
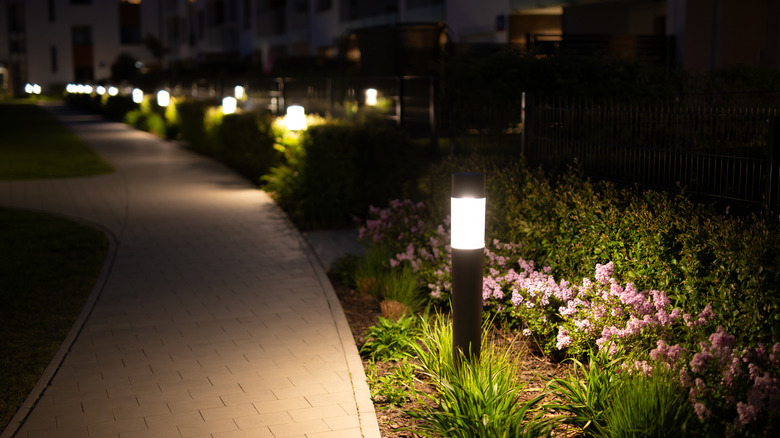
[1,0,778,96]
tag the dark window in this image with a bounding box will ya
[50,45,58,72]
[7,2,25,32]
[243,0,251,28]
[119,0,142,45]
[208,0,226,27]
[72,26,92,45]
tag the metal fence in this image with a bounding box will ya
[524,95,780,212]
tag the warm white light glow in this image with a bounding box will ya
[24,83,33,94]
[33,84,41,94]
[451,197,486,250]
[108,86,119,96]
[84,85,93,94]
[365,88,378,106]
[234,85,245,99]
[157,90,170,107]
[96,86,106,95]
[132,88,144,103]
[284,105,307,131]
[222,96,237,114]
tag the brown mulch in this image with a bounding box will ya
[332,281,573,438]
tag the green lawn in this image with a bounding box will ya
[0,101,113,180]
[0,100,111,431]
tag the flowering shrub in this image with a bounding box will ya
[357,199,780,434]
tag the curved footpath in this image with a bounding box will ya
[0,104,378,438]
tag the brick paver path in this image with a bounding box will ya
[0,104,379,438]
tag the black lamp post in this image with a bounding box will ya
[451,173,485,366]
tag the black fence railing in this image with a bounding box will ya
[524,95,780,212]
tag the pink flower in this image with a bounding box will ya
[693,402,710,420]
[594,262,614,284]
[710,326,736,351]
[556,329,572,350]
[690,351,712,373]
[736,402,757,425]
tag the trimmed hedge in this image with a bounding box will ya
[264,121,420,230]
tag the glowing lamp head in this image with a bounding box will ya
[33,84,41,94]
[234,85,245,100]
[451,173,486,250]
[222,96,237,114]
[365,88,378,106]
[157,89,170,107]
[108,86,118,96]
[284,105,307,131]
[132,88,143,103]
[96,86,106,95]
[24,83,33,94]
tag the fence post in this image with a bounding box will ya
[523,92,533,162]
[768,116,780,213]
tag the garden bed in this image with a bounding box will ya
[333,281,572,437]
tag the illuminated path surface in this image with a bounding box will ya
[0,104,378,438]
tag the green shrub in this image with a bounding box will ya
[360,315,422,362]
[176,100,211,150]
[420,154,780,345]
[215,112,278,181]
[103,95,137,121]
[264,121,419,229]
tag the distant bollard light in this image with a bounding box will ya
[365,88,378,106]
[96,85,106,95]
[157,90,170,107]
[132,88,144,104]
[83,84,93,94]
[234,85,245,100]
[222,96,237,114]
[24,83,33,94]
[33,84,41,94]
[108,86,119,96]
[451,172,486,366]
[284,105,307,131]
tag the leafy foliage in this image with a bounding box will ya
[360,315,422,362]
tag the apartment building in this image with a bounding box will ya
[1,0,778,96]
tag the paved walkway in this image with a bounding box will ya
[0,104,377,438]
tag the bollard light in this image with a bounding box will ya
[234,85,245,100]
[33,84,41,94]
[284,105,307,131]
[365,88,378,106]
[24,83,33,94]
[108,86,119,96]
[222,96,237,114]
[451,172,486,366]
[96,85,106,95]
[157,89,170,107]
[132,88,143,104]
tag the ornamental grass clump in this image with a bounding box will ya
[409,314,547,438]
